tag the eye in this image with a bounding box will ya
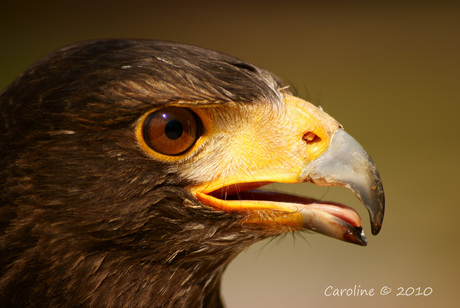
[142,107,202,156]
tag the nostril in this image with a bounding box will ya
[303,131,321,144]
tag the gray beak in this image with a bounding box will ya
[301,129,385,236]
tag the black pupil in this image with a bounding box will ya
[165,119,183,140]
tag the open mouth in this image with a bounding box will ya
[195,182,368,246]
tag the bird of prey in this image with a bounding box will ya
[0,39,384,307]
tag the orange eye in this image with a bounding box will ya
[142,107,202,156]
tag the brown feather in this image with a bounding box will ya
[0,39,288,307]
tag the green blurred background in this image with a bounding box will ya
[1,1,458,307]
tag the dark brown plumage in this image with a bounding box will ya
[0,39,384,307]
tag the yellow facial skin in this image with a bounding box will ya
[196,95,339,186]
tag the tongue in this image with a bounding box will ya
[234,190,362,227]
[308,203,362,227]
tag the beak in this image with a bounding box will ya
[190,95,385,246]
[301,129,385,236]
